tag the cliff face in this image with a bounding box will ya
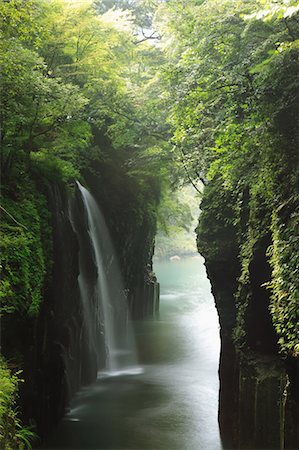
[197,179,298,450]
[82,154,160,319]
[0,180,84,439]
[38,179,158,439]
[1,170,159,444]
[33,181,92,437]
[2,180,105,439]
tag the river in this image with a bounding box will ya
[44,256,222,449]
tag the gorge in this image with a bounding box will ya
[0,1,298,449]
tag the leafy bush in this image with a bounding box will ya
[30,151,80,185]
[0,357,36,449]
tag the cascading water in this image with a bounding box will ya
[75,181,140,376]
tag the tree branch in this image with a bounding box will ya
[134,30,161,44]
[178,148,203,194]
[0,205,28,230]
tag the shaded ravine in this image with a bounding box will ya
[44,257,222,450]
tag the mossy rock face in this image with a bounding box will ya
[196,165,298,448]
[1,148,161,441]
[0,177,52,318]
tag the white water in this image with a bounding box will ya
[76,182,139,374]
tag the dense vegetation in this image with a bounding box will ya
[0,0,298,447]
[0,0,171,325]
[156,0,299,357]
[0,357,35,448]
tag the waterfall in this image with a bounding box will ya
[74,182,141,376]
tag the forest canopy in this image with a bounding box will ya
[1,0,298,187]
[1,0,298,356]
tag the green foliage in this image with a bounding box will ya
[0,177,52,317]
[155,185,200,258]
[1,0,171,319]
[0,357,36,449]
[31,151,80,184]
[0,0,171,191]
[269,205,299,356]
[156,0,298,184]
[196,176,239,262]
[158,0,299,356]
[246,0,299,22]
[0,1,90,174]
[157,187,195,233]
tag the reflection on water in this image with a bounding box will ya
[44,256,223,450]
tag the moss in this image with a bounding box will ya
[0,175,52,317]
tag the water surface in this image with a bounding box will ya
[45,257,222,449]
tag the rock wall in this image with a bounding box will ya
[33,181,90,437]
[1,173,160,445]
[1,181,87,440]
[34,177,159,440]
[197,179,298,450]
[20,181,108,439]
[82,155,160,319]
